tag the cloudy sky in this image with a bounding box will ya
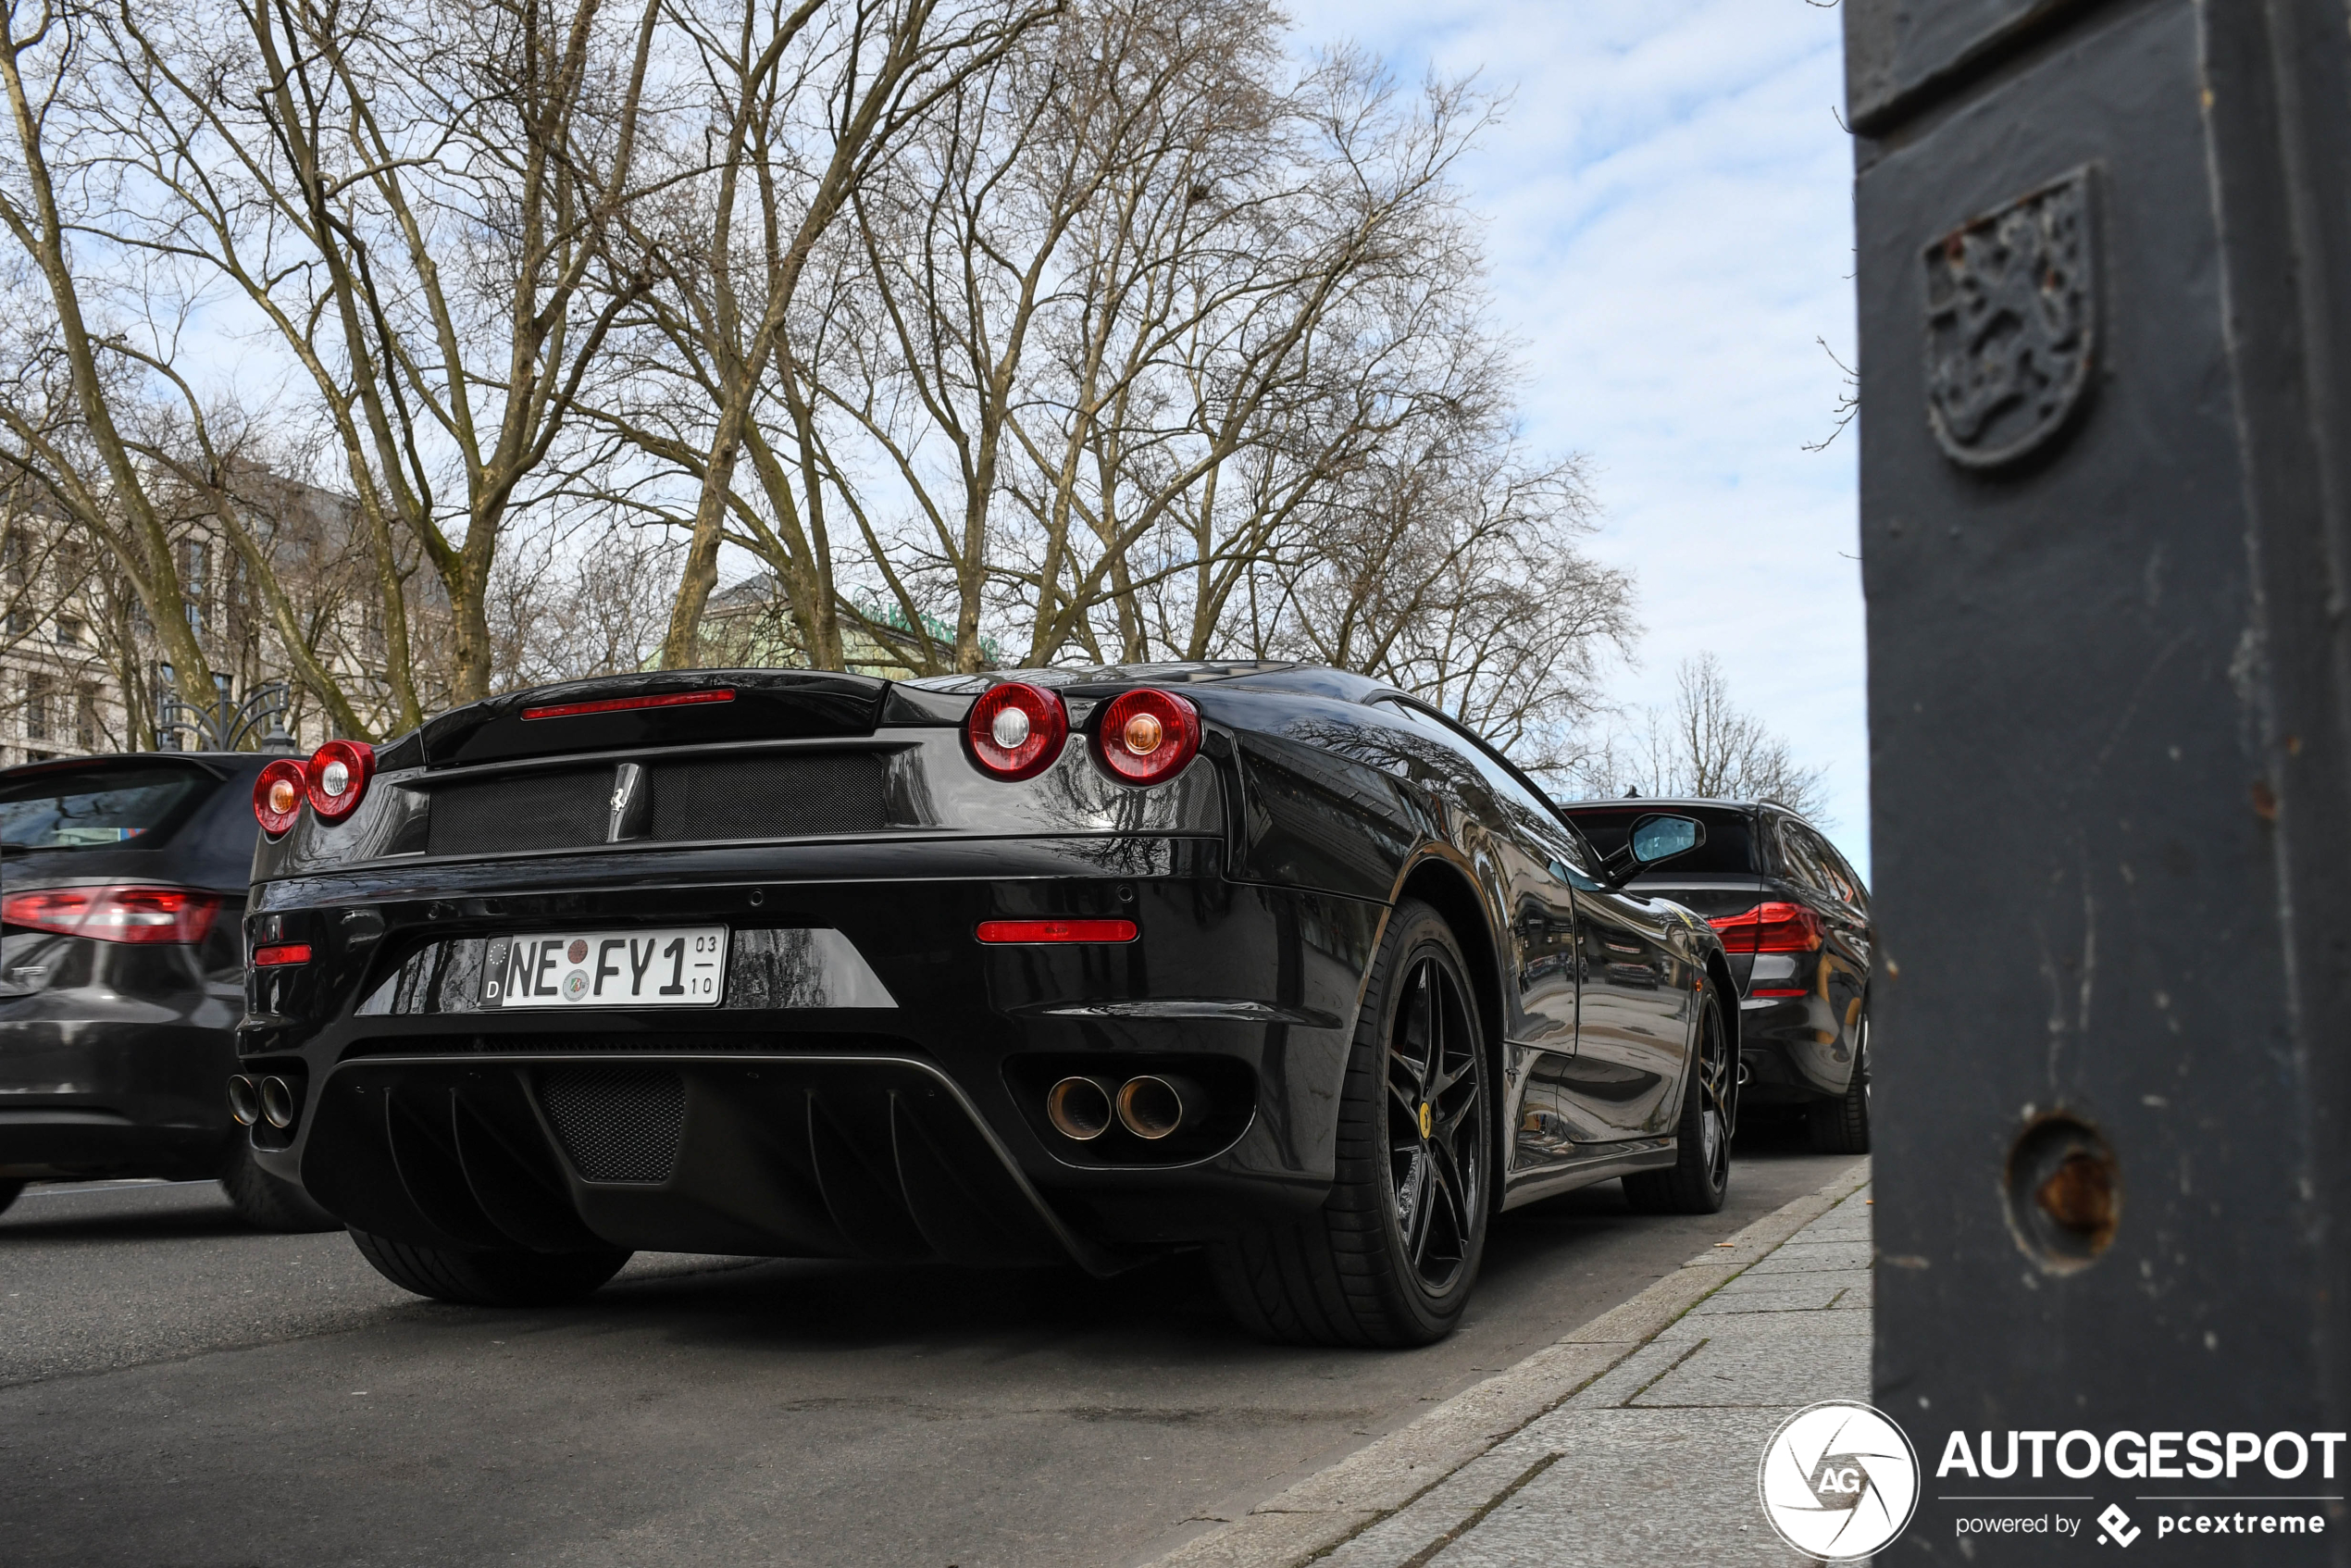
[1283,0,1866,871]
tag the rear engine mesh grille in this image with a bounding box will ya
[428,769,611,856]
[417,752,889,856]
[648,753,888,840]
[537,1067,684,1183]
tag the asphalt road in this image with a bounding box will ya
[1,1127,1852,1568]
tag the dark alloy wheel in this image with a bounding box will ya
[1210,898,1495,1347]
[1384,940,1486,1297]
[1625,988,1734,1214]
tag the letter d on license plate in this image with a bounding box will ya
[482,927,728,1009]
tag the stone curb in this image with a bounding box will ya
[1138,1158,1873,1568]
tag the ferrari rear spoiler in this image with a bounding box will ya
[417,670,895,768]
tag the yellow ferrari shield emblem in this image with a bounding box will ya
[1419,1101,1432,1139]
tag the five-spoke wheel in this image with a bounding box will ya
[1386,950,1485,1295]
[1210,898,1495,1345]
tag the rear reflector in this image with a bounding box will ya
[252,943,313,967]
[3,885,224,944]
[1748,988,1807,999]
[523,689,735,721]
[976,918,1138,944]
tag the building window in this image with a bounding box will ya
[2,528,25,637]
[24,672,54,741]
[56,615,82,647]
[179,538,210,634]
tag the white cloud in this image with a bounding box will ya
[1287,0,1868,875]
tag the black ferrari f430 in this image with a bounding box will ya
[239,664,1738,1345]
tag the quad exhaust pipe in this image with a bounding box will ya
[1045,1076,1115,1141]
[229,1073,300,1131]
[1045,1073,1209,1142]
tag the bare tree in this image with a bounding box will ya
[1574,653,1830,817]
[0,1,230,716]
[825,0,1291,673]
[20,0,668,731]
[487,512,680,686]
[7,0,1640,776]
[581,0,1054,673]
[1249,417,1634,776]
[998,42,1504,671]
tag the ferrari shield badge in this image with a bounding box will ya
[1922,167,2096,469]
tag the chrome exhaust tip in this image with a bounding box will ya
[227,1075,260,1127]
[1045,1076,1114,1141]
[1114,1075,1202,1141]
[258,1076,298,1131]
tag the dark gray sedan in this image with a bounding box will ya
[0,751,335,1227]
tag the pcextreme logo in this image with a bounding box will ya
[1759,1400,1922,1561]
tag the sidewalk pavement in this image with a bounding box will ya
[1148,1160,1873,1568]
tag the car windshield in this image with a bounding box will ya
[0,763,215,852]
[1565,804,1759,875]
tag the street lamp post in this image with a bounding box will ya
[155,672,298,753]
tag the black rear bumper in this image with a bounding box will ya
[1735,992,1859,1101]
[0,1014,241,1180]
[242,836,1384,1268]
[305,1052,1118,1270]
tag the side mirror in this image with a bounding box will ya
[1598,812,1707,888]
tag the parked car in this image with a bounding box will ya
[236,664,1738,1345]
[0,751,339,1228]
[1560,798,1871,1153]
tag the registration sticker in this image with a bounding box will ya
[482,927,728,1009]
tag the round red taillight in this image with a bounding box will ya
[1094,689,1200,785]
[305,740,375,822]
[253,758,308,836]
[965,682,1069,781]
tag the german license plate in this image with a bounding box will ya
[482,927,728,1009]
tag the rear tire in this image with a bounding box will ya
[219,1140,344,1233]
[1624,990,1733,1215]
[1210,899,1495,1348]
[349,1227,632,1307]
[0,1179,22,1215]
[1808,1023,1871,1154]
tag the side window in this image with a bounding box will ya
[1821,838,1870,912]
[1372,696,1596,877]
[1774,818,1831,896]
[1785,822,1860,908]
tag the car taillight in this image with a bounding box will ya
[305,740,375,821]
[966,682,1068,780]
[976,919,1138,943]
[1708,901,1824,953]
[1093,688,1200,786]
[1,884,224,944]
[254,758,307,835]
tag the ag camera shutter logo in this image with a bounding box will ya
[1759,1400,1922,1560]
